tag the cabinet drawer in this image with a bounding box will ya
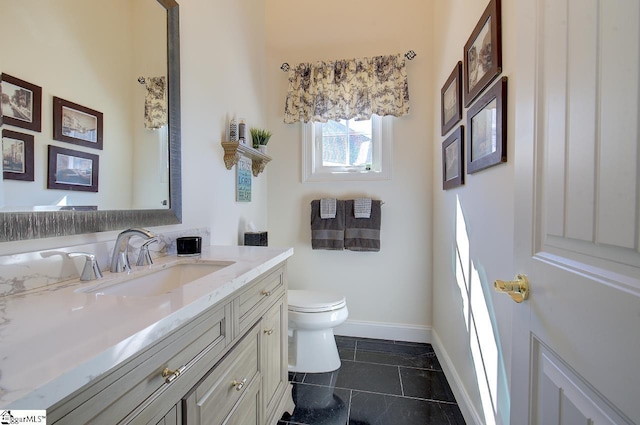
[222,375,261,425]
[234,266,284,335]
[52,303,229,425]
[183,323,260,425]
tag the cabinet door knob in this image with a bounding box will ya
[261,290,272,297]
[231,378,247,391]
[162,366,186,384]
[264,328,274,335]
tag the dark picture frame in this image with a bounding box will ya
[442,126,464,190]
[467,76,507,174]
[0,73,42,132]
[463,0,502,107]
[441,62,463,136]
[47,145,99,192]
[53,97,103,150]
[2,129,34,181]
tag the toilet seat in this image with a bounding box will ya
[288,290,346,313]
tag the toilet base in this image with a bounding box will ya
[288,328,341,373]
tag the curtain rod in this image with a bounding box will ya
[280,50,416,72]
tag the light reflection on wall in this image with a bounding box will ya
[454,196,510,425]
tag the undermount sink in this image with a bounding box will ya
[79,261,234,297]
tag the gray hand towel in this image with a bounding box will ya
[311,200,346,250]
[344,200,381,252]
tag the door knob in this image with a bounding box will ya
[494,274,529,303]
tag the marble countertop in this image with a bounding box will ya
[0,245,293,409]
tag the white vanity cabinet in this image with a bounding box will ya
[47,262,291,425]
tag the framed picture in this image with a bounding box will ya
[467,77,507,174]
[441,61,463,136]
[47,145,99,192]
[442,126,464,190]
[53,97,103,150]
[0,73,42,132]
[463,0,502,107]
[2,129,34,181]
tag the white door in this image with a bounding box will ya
[511,0,640,424]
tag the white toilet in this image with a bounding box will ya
[287,289,349,373]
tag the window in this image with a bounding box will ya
[302,115,392,182]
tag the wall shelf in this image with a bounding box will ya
[221,141,271,177]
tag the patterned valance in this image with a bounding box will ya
[283,53,410,123]
[143,76,167,130]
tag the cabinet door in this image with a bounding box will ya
[261,296,288,423]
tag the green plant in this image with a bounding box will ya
[250,128,272,148]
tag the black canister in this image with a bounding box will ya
[176,236,202,256]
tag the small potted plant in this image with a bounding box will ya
[250,128,272,153]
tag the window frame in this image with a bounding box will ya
[301,115,393,182]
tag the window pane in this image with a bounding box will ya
[321,134,348,165]
[320,118,372,167]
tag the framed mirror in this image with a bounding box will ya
[0,0,181,242]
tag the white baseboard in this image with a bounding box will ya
[431,331,483,425]
[334,319,431,343]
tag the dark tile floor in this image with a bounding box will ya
[279,336,466,425]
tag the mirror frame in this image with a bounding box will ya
[0,0,182,242]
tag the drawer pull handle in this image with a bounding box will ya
[231,378,247,391]
[261,290,272,297]
[264,328,274,335]
[162,366,186,384]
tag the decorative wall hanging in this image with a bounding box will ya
[2,129,34,181]
[0,73,42,132]
[236,156,252,202]
[442,126,464,189]
[47,145,99,192]
[53,97,103,150]
[463,0,502,107]
[467,77,507,173]
[441,61,463,136]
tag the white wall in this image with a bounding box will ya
[0,0,270,255]
[431,0,517,423]
[265,0,434,336]
[178,0,269,245]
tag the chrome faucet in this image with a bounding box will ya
[110,228,156,273]
[68,252,103,281]
[136,237,158,267]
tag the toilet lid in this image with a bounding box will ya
[288,289,346,313]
